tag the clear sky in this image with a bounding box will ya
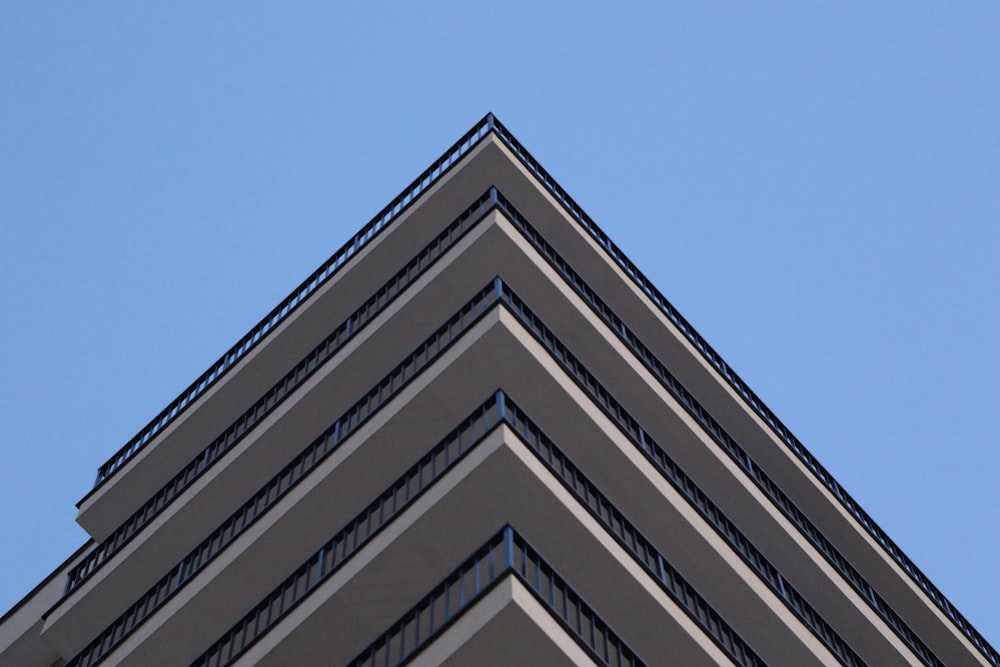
[2,2,997,647]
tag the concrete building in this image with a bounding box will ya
[2,114,995,667]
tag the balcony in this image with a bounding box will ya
[65,113,993,667]
[51,282,900,666]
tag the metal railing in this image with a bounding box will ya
[497,279,940,667]
[500,393,840,667]
[181,396,512,667]
[61,190,500,597]
[64,373,800,667]
[66,390,508,667]
[78,107,993,664]
[86,114,497,493]
[343,526,647,667]
[67,376,776,667]
[487,116,999,667]
[490,192,940,665]
[68,236,886,666]
[183,387,659,667]
[69,186,958,666]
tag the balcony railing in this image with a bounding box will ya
[343,526,647,667]
[61,190,501,598]
[487,116,999,667]
[68,192,945,666]
[500,393,852,667]
[73,378,786,667]
[490,193,942,664]
[182,380,771,667]
[85,114,498,494]
[66,212,890,666]
[79,107,994,665]
[497,279,940,667]
[64,389,507,667]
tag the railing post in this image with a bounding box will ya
[503,525,514,568]
[496,390,507,424]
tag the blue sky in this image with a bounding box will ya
[2,2,997,646]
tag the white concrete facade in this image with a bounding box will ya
[1,115,994,667]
